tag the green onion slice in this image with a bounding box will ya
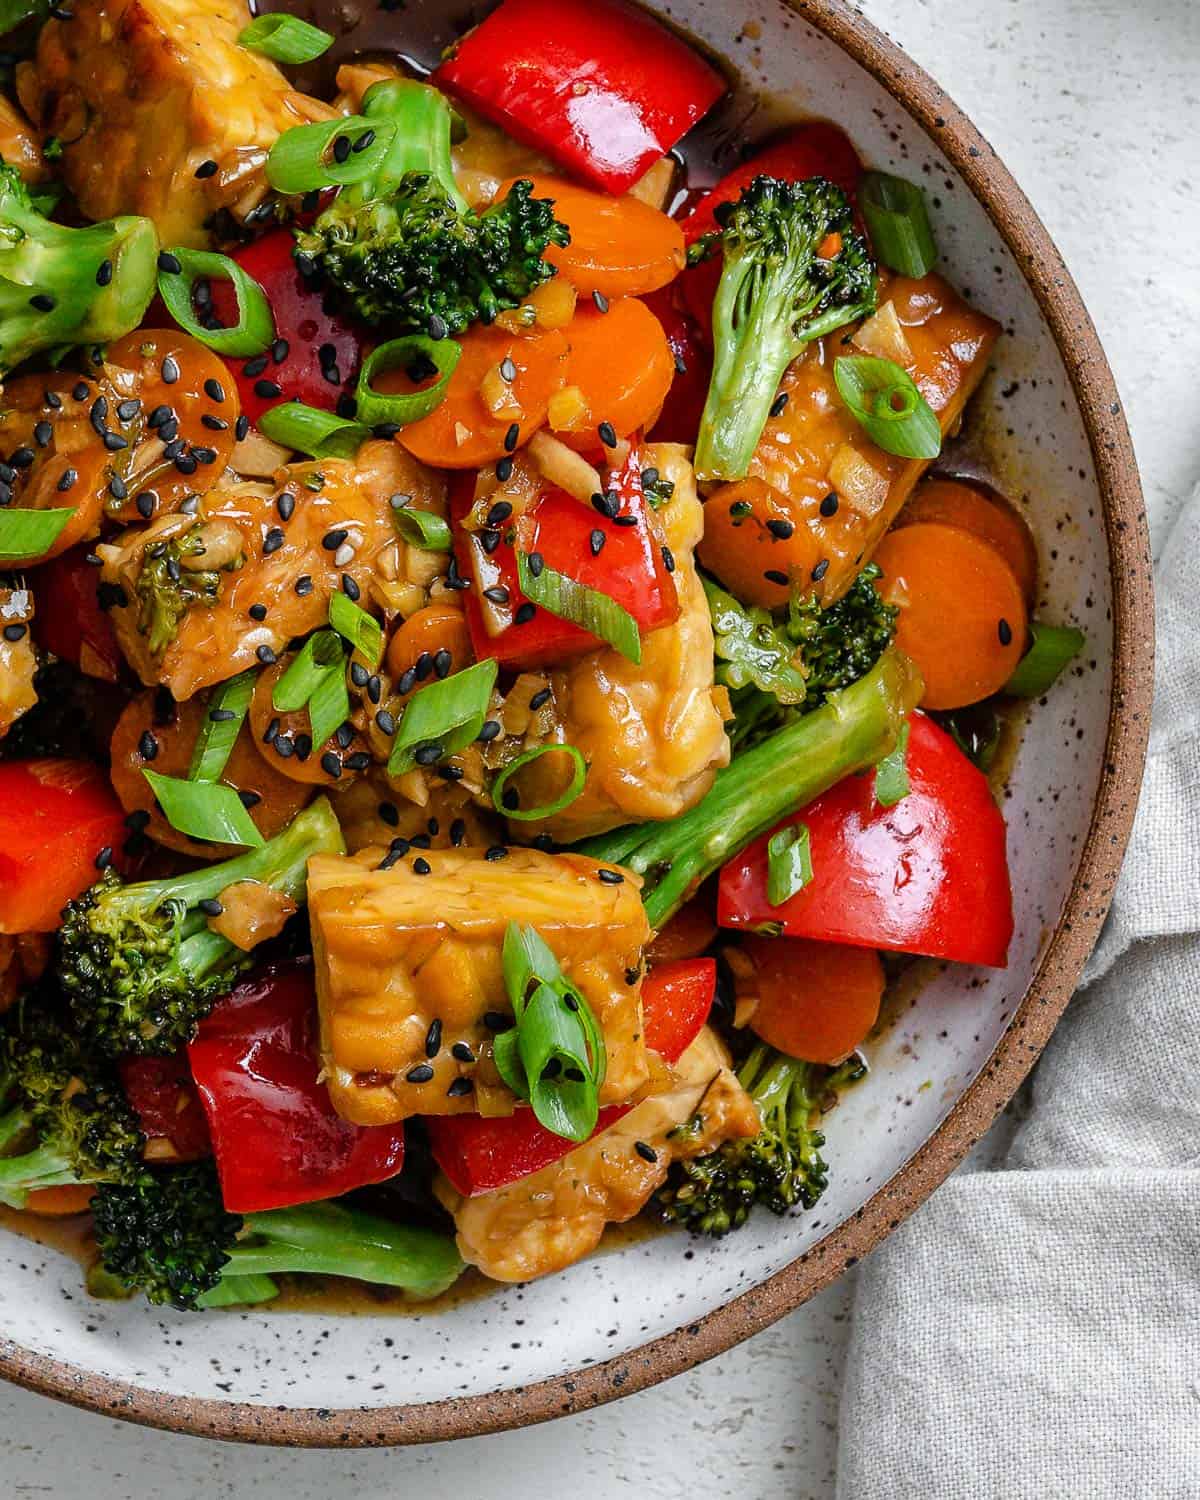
[0,506,75,561]
[329,591,383,667]
[491,743,586,822]
[0,0,49,36]
[766,823,813,906]
[515,552,641,664]
[305,657,350,754]
[266,116,397,195]
[258,403,369,459]
[238,12,333,63]
[142,770,264,848]
[390,495,452,551]
[873,720,911,808]
[495,921,606,1141]
[1004,621,1086,697]
[272,629,343,711]
[388,658,498,776]
[860,172,937,279]
[355,337,460,429]
[188,670,256,783]
[833,354,941,460]
[157,248,275,358]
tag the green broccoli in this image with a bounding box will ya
[56,797,345,1057]
[693,175,876,482]
[92,1160,465,1310]
[0,1005,144,1209]
[0,160,157,375]
[581,647,920,929]
[134,524,244,659]
[655,1042,829,1235]
[289,79,569,334]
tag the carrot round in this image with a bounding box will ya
[550,297,675,451]
[398,324,568,469]
[742,935,884,1065]
[247,660,371,788]
[385,603,474,692]
[504,174,685,299]
[896,478,1038,604]
[696,478,823,610]
[23,1184,96,1216]
[873,522,1028,710]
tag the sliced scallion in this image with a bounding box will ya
[272,629,344,711]
[390,495,452,551]
[387,658,498,776]
[238,12,333,63]
[142,770,264,848]
[188,671,256,783]
[1004,621,1086,697]
[266,116,397,195]
[515,552,641,664]
[305,657,350,753]
[833,354,941,460]
[491,743,586,822]
[0,506,75,561]
[258,402,369,459]
[157,248,274,358]
[860,172,937,278]
[873,720,911,808]
[766,823,813,906]
[329,591,383,667]
[354,337,460,429]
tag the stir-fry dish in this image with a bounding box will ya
[0,0,1086,1310]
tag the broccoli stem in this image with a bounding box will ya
[355,79,468,213]
[216,1201,464,1303]
[195,1272,279,1309]
[580,647,921,929]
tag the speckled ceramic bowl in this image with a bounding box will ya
[0,0,1151,1445]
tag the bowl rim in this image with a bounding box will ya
[0,0,1153,1447]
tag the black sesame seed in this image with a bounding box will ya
[320,751,341,777]
[405,1064,434,1084]
[477,719,501,742]
[135,492,154,518]
[424,1018,443,1057]
[341,573,360,601]
[514,602,536,625]
[661,545,675,573]
[427,313,448,340]
[162,437,185,461]
[397,667,417,696]
[529,686,551,711]
[438,764,464,782]
[729,499,753,519]
[94,847,113,871]
[495,455,514,482]
[483,1011,510,1032]
[503,422,520,452]
[256,644,277,664]
[335,393,357,420]
[367,675,382,704]
[235,415,249,441]
[634,1141,658,1163]
[195,159,218,179]
[590,528,606,556]
[192,446,217,465]
[161,355,180,384]
[200,413,228,432]
[138,730,158,761]
[527,550,544,578]
[998,618,1013,646]
[433,648,452,679]
[332,134,351,164]
[57,468,78,493]
[531,832,554,851]
[322,529,348,550]
[10,448,34,468]
[248,603,268,622]
[412,856,431,875]
[238,789,261,809]
[674,352,688,375]
[294,575,313,596]
[612,513,637,527]
[591,490,618,519]
[157,250,181,275]
[766,518,795,540]
[350,661,369,688]
[451,1042,475,1063]
[597,868,624,884]
[446,1077,474,1097]
[116,399,141,423]
[3,622,26,641]
[592,289,609,313]
[414,651,433,682]
[375,709,396,735]
[242,354,269,378]
[29,294,55,312]
[482,585,509,605]
[764,568,789,585]
[485,845,508,861]
[335,722,355,749]
[109,474,128,502]
[598,420,617,448]
[198,898,224,917]
[254,379,282,400]
[262,527,285,555]
[33,421,51,447]
[209,707,235,723]
[378,801,400,827]
[820,492,839,517]
[274,734,295,759]
[271,338,290,365]
[769,391,790,418]
[450,818,466,845]
[812,558,829,582]
[414,742,442,766]
[95,259,113,287]
[486,499,513,527]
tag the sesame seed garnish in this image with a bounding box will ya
[591,490,618,519]
[135,492,154,518]
[332,134,352,164]
[378,801,400,827]
[661,545,675,573]
[486,499,512,526]
[109,474,128,502]
[590,529,606,556]
[254,379,282,400]
[451,1042,475,1063]
[527,550,544,578]
[335,722,355,749]
[161,355,180,384]
[192,446,217,464]
[764,568,789,585]
[592,290,609,313]
[674,352,688,375]
[634,1141,658,1163]
[431,648,451,679]
[242,354,268,378]
[321,528,348,551]
[3,622,27,641]
[446,1077,474,1097]
[174,452,198,475]
[483,1011,510,1031]
[495,455,514,482]
[812,558,829,581]
[485,845,509,862]
[482,585,509,605]
[138,730,158,761]
[294,575,313,596]
[198,898,224,916]
[336,393,357,420]
[529,686,551,710]
[531,832,554,851]
[767,518,795,540]
[56,467,78,492]
[428,313,448,340]
[424,1017,443,1057]
[29,294,55,312]
[195,159,218,179]
[238,789,261,808]
[598,420,617,448]
[503,422,519,452]
[94,846,113,871]
[95,260,113,287]
[271,338,290,364]
[598,868,624,884]
[256,644,277,664]
[414,742,442,766]
[248,603,268,622]
[319,750,341,777]
[413,856,432,875]
[10,447,34,468]
[405,1063,434,1084]
[820,492,839,517]
[477,719,501,742]
[769,391,790,418]
[514,602,536,625]
[235,415,249,441]
[438,763,464,782]
[350,661,369,687]
[157,251,181,275]
[397,667,417,696]
[998,618,1013,645]
[613,513,637,528]
[116,398,141,423]
[375,709,396,735]
[33,421,51,447]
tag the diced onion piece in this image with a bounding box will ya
[530,277,577,330]
[627,156,676,211]
[208,880,298,951]
[829,442,891,517]
[547,384,588,432]
[480,363,524,419]
[233,428,292,476]
[527,429,602,505]
[852,300,913,366]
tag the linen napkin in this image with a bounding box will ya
[835,487,1200,1499]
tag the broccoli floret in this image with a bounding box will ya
[0,161,157,375]
[134,524,243,659]
[0,1005,144,1208]
[291,80,569,333]
[656,1043,829,1235]
[582,648,920,929]
[92,1160,465,1310]
[694,174,876,482]
[56,797,345,1057]
[789,563,898,701]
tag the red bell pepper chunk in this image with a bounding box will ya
[206,229,365,427]
[717,714,1014,968]
[454,443,679,671]
[642,285,712,445]
[434,0,725,195]
[30,544,123,683]
[187,960,406,1213]
[678,123,864,346]
[119,1054,211,1163]
[0,760,127,933]
[428,957,716,1198]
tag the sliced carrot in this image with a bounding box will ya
[385,603,474,691]
[741,935,884,1065]
[246,660,371,788]
[647,893,717,963]
[896,478,1038,604]
[873,522,1028,710]
[23,1184,96,1216]
[397,324,568,469]
[512,175,685,300]
[697,477,824,609]
[549,298,675,452]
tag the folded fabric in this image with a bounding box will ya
[836,488,1200,1499]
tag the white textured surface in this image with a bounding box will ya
[3,0,1196,1491]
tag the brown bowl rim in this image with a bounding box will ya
[0,0,1154,1447]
